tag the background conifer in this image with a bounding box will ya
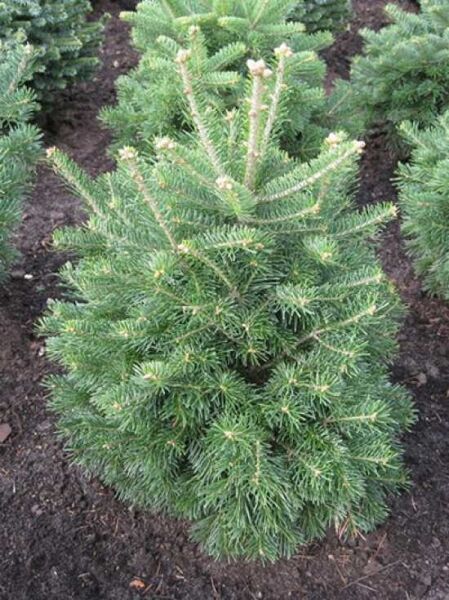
[398,111,449,299]
[42,39,414,560]
[292,0,351,34]
[0,42,41,279]
[330,0,449,146]
[0,0,105,98]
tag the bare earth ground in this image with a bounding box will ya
[1,1,448,598]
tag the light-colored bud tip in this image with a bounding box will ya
[119,146,138,161]
[247,59,272,78]
[325,132,344,147]
[175,49,192,64]
[216,176,234,191]
[155,137,176,151]
[275,43,293,59]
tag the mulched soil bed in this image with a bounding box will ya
[1,1,449,598]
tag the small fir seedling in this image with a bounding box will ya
[398,111,449,299]
[101,0,333,160]
[0,0,105,98]
[291,0,351,34]
[0,42,41,280]
[42,42,414,561]
[330,0,449,148]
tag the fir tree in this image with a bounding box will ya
[42,43,414,561]
[398,111,449,299]
[291,0,351,34]
[0,0,105,98]
[101,0,333,160]
[330,0,449,146]
[0,42,41,280]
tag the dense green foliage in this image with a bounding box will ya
[398,111,449,299]
[292,0,351,34]
[331,0,449,144]
[101,0,333,159]
[42,41,413,560]
[0,0,105,97]
[0,43,41,279]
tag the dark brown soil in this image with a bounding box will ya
[1,1,449,599]
[324,0,419,88]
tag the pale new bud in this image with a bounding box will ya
[356,140,366,154]
[325,132,344,147]
[175,49,192,64]
[189,25,200,36]
[216,176,234,191]
[275,43,293,59]
[155,137,176,151]
[247,59,272,78]
[119,146,138,161]
[46,146,57,158]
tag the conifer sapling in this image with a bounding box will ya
[330,0,449,146]
[292,0,351,34]
[0,0,105,98]
[0,43,41,279]
[398,111,449,299]
[42,40,414,561]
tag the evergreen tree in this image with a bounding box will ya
[398,111,449,299]
[101,0,333,160]
[330,0,449,146]
[0,42,41,280]
[292,0,351,34]
[0,0,105,98]
[42,43,414,561]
